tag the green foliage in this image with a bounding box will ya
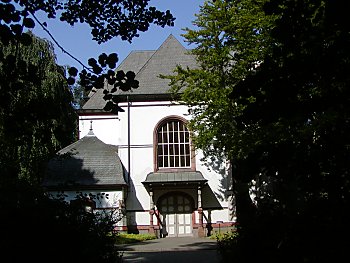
[214,229,239,259]
[0,1,176,262]
[1,1,175,113]
[0,31,77,184]
[168,0,350,262]
[115,233,157,244]
[167,0,277,162]
[0,0,174,44]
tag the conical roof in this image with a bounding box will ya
[43,126,127,189]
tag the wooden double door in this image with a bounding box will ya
[158,193,194,237]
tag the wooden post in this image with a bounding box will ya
[149,190,155,234]
[197,186,205,237]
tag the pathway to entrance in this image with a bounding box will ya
[117,237,223,263]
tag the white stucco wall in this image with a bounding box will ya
[48,190,124,208]
[79,116,120,145]
[78,100,234,226]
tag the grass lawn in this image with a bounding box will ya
[114,233,157,244]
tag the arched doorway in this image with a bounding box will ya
[157,192,194,237]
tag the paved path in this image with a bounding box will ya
[117,237,223,263]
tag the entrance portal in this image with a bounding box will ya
[158,192,194,237]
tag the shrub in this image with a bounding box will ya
[214,229,239,261]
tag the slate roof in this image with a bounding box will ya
[43,128,127,189]
[82,34,198,110]
[142,171,207,185]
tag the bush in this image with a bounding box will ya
[0,181,123,263]
[214,229,239,261]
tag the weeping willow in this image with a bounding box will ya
[0,31,77,185]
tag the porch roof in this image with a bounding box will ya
[142,171,207,186]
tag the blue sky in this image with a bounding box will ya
[32,0,204,71]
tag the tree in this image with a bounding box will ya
[1,0,174,44]
[169,0,350,262]
[234,1,350,261]
[0,31,77,185]
[1,2,176,262]
[167,0,277,234]
[1,0,175,113]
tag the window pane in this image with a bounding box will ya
[174,131,179,142]
[174,121,178,130]
[158,132,162,143]
[168,196,173,204]
[186,156,190,166]
[180,156,185,166]
[185,132,189,142]
[170,156,174,167]
[163,132,168,143]
[174,144,179,155]
[158,156,163,167]
[158,145,163,155]
[164,157,168,167]
[169,144,174,155]
[175,156,179,167]
[169,122,174,131]
[169,132,173,143]
[180,132,184,143]
[185,144,190,154]
[180,144,184,155]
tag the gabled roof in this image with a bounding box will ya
[82,34,197,110]
[43,128,127,190]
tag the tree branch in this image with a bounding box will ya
[30,12,93,73]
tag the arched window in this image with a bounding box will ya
[155,117,194,170]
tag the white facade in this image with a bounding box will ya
[74,35,236,237]
[78,100,235,236]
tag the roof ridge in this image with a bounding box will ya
[135,34,184,77]
[57,131,109,155]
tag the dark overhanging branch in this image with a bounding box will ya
[30,11,93,73]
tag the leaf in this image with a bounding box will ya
[19,32,32,46]
[92,65,102,74]
[103,93,112,100]
[107,53,118,64]
[10,24,23,35]
[98,53,107,67]
[23,18,35,28]
[103,101,113,111]
[111,104,125,113]
[116,70,125,80]
[67,77,75,85]
[130,79,139,89]
[88,58,97,67]
[107,69,115,77]
[68,67,78,77]
[126,71,136,80]
[107,77,116,85]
